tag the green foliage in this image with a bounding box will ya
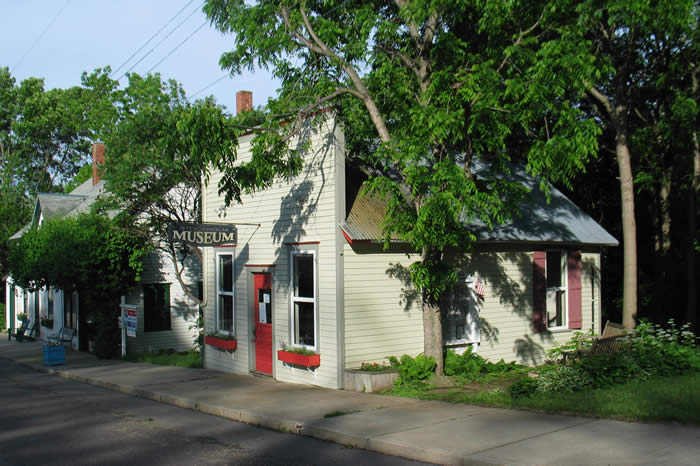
[206,331,237,341]
[280,345,317,356]
[124,350,203,369]
[546,329,596,360]
[388,354,436,386]
[9,212,148,295]
[8,212,148,359]
[0,303,5,330]
[535,365,593,394]
[568,319,700,390]
[509,376,538,399]
[444,348,523,380]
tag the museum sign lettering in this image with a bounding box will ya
[168,223,237,246]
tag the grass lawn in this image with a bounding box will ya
[387,372,700,424]
[125,350,203,368]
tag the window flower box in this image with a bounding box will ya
[43,344,65,366]
[205,335,237,351]
[277,349,320,367]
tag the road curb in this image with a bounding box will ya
[6,357,467,464]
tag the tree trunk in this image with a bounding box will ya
[422,297,444,375]
[688,127,699,327]
[658,171,672,255]
[616,134,638,330]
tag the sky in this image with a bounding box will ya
[1,0,280,113]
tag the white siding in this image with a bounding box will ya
[124,250,201,354]
[202,115,344,388]
[343,245,424,368]
[473,250,600,365]
[343,246,602,367]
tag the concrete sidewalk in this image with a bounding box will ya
[2,339,699,465]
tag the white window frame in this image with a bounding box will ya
[545,250,568,330]
[215,249,236,336]
[289,249,317,350]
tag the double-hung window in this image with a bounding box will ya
[545,250,567,329]
[290,250,316,349]
[216,251,235,335]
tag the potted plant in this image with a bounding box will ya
[277,344,320,367]
[43,340,65,366]
[204,332,237,351]
[17,312,28,322]
[41,317,54,328]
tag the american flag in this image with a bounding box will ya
[475,279,485,297]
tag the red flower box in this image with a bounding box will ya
[205,335,237,351]
[277,350,320,367]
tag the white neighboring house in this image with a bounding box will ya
[199,94,617,390]
[5,143,201,353]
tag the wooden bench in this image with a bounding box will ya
[562,321,628,363]
[589,333,629,356]
[47,328,76,349]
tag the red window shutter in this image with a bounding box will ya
[532,251,547,333]
[568,250,583,329]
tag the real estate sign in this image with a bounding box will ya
[168,223,238,247]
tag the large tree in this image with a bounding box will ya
[81,69,244,306]
[559,0,698,328]
[0,67,92,279]
[204,0,600,373]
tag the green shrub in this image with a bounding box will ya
[509,376,538,398]
[0,304,5,330]
[388,354,435,386]
[547,329,596,361]
[536,365,593,393]
[444,348,523,380]
[444,347,486,377]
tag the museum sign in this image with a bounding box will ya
[168,223,237,247]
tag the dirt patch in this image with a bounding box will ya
[428,374,522,395]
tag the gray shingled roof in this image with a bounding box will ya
[8,179,106,240]
[36,193,88,221]
[340,161,618,247]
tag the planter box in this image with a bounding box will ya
[277,350,320,367]
[205,335,237,351]
[43,345,65,366]
[344,369,398,393]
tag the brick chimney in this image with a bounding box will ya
[236,90,252,115]
[92,142,105,186]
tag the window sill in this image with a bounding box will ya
[205,335,237,351]
[547,327,573,333]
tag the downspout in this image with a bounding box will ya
[591,262,596,334]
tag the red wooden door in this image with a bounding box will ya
[254,273,273,374]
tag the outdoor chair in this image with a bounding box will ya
[11,321,36,342]
[47,328,76,349]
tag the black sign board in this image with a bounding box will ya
[168,223,237,246]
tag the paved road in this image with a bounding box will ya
[0,359,427,465]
